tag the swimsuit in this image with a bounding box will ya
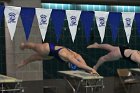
[48,43,65,62]
[119,46,132,61]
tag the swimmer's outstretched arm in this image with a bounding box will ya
[70,50,87,65]
[68,56,97,74]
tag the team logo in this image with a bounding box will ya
[99,17,105,27]
[8,12,16,23]
[68,63,77,70]
[70,16,77,26]
[125,18,131,27]
[40,14,47,25]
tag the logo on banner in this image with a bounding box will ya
[125,18,131,27]
[99,17,105,27]
[40,14,47,25]
[70,16,77,26]
[8,12,16,23]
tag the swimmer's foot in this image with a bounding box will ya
[20,43,25,50]
[16,60,27,69]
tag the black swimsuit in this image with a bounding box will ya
[119,46,132,61]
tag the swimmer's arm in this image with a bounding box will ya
[69,50,87,65]
[68,56,96,73]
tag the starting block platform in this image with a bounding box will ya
[0,74,23,93]
[58,70,104,93]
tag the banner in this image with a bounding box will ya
[0,6,4,26]
[4,6,21,40]
[66,10,81,42]
[95,11,109,43]
[1,4,140,44]
[36,8,52,41]
[135,13,140,37]
[81,11,94,43]
[20,7,35,40]
[108,12,121,42]
[51,9,65,42]
[122,12,135,43]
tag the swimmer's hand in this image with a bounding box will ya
[93,66,97,71]
[89,69,99,76]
